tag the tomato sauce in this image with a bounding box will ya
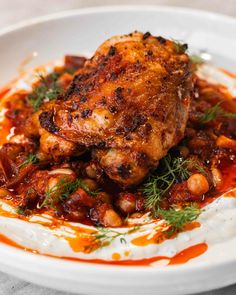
[63,243,207,266]
[0,231,207,266]
[131,222,200,247]
[0,59,235,266]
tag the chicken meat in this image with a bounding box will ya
[37,32,193,187]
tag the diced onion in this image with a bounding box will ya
[48,168,74,175]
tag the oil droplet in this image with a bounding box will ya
[112,253,121,260]
[124,250,131,257]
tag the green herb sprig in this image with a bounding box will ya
[156,204,201,234]
[18,154,38,169]
[39,177,99,209]
[15,206,27,216]
[94,226,140,247]
[143,156,203,211]
[173,41,188,54]
[200,102,236,124]
[75,179,100,197]
[28,73,62,112]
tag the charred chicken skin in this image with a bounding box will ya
[37,32,193,187]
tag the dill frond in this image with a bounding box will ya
[28,72,62,112]
[143,156,191,211]
[18,154,38,169]
[142,155,207,213]
[173,41,188,54]
[15,206,27,216]
[93,226,140,247]
[155,204,201,233]
[39,177,99,209]
[200,102,236,124]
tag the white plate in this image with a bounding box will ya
[0,5,236,295]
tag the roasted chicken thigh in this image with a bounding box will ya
[37,32,193,187]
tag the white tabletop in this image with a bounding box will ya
[0,0,236,294]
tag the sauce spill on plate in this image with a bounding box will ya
[0,232,207,266]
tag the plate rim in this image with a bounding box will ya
[0,4,236,37]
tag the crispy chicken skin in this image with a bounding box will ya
[38,32,193,187]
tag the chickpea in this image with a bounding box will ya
[85,164,97,179]
[47,174,75,193]
[103,209,123,227]
[82,178,98,191]
[116,193,136,214]
[187,173,209,196]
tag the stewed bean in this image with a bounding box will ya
[116,193,136,214]
[82,178,98,191]
[103,209,123,227]
[187,173,209,196]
